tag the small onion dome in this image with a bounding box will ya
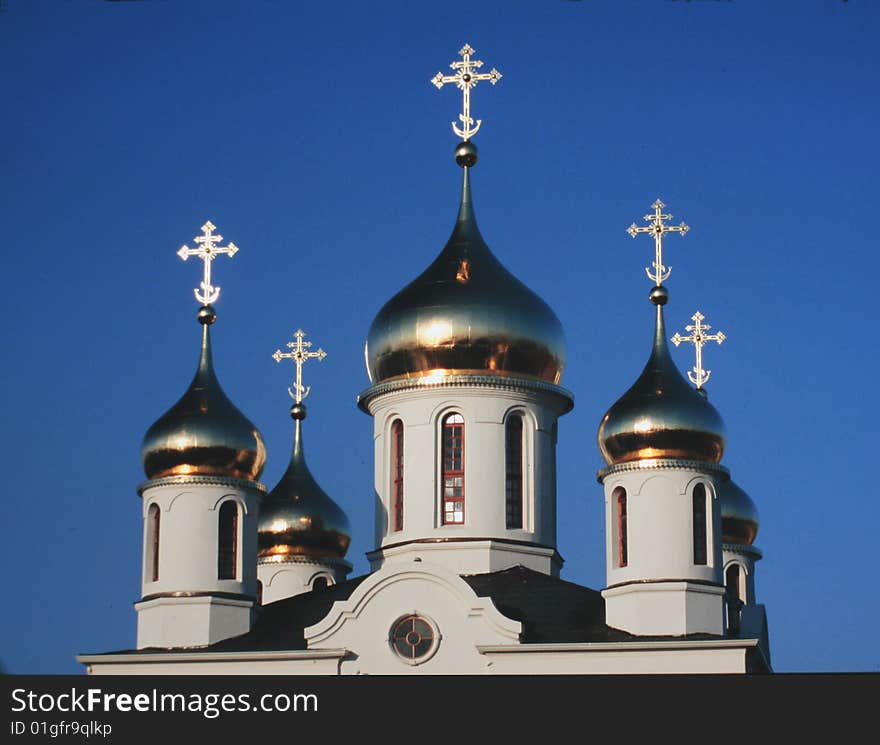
[719,479,759,545]
[141,306,267,482]
[598,286,726,465]
[258,403,351,560]
[365,143,565,386]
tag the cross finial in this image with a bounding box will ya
[176,221,240,305]
[627,199,690,286]
[272,329,327,403]
[431,43,502,141]
[671,311,726,389]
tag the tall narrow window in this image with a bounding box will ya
[391,419,404,532]
[615,488,628,568]
[505,415,524,529]
[726,564,742,634]
[147,503,160,582]
[442,413,465,525]
[218,501,239,580]
[693,483,707,565]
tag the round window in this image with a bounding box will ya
[390,615,439,665]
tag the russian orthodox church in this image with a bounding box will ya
[78,46,771,675]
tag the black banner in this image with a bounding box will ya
[2,674,876,741]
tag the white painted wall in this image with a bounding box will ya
[722,543,761,607]
[304,561,522,674]
[136,478,263,648]
[600,465,725,636]
[79,639,757,676]
[364,382,570,575]
[258,556,352,605]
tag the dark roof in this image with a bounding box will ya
[462,566,630,643]
[216,565,640,652]
[210,573,369,652]
[96,566,726,656]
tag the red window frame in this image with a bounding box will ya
[441,414,465,525]
[616,489,628,568]
[392,419,404,532]
[148,503,160,582]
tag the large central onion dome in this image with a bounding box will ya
[365,143,565,386]
[598,286,725,466]
[141,306,267,482]
[258,403,351,560]
[719,479,759,545]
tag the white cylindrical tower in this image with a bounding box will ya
[597,284,727,636]
[359,142,574,577]
[718,478,768,641]
[136,303,267,649]
[257,401,352,603]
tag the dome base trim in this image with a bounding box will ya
[722,543,763,560]
[604,578,725,592]
[374,534,562,556]
[139,590,257,604]
[257,554,353,570]
[138,474,266,496]
[358,373,574,413]
[597,458,729,483]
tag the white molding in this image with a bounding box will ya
[77,649,347,665]
[477,638,760,654]
[305,562,521,645]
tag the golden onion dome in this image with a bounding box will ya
[719,479,759,546]
[258,404,351,561]
[365,143,565,386]
[141,306,267,482]
[598,286,726,465]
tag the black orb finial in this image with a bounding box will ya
[290,403,308,421]
[455,140,478,168]
[198,304,217,325]
[649,285,669,306]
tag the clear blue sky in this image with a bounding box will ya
[1,0,876,673]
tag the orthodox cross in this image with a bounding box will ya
[671,311,726,389]
[627,199,689,286]
[177,221,239,305]
[272,329,327,403]
[431,43,502,140]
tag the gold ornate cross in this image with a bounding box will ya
[177,221,239,305]
[431,43,502,141]
[272,329,327,403]
[627,199,689,286]
[671,311,726,389]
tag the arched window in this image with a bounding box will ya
[218,501,239,580]
[441,413,465,525]
[146,503,160,582]
[391,419,404,532]
[693,483,708,566]
[725,563,742,634]
[505,414,524,529]
[614,487,628,568]
[313,576,329,591]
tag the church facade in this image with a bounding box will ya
[78,46,771,676]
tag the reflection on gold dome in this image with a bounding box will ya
[719,479,759,546]
[141,322,266,482]
[598,299,725,466]
[365,167,565,386]
[258,410,351,561]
